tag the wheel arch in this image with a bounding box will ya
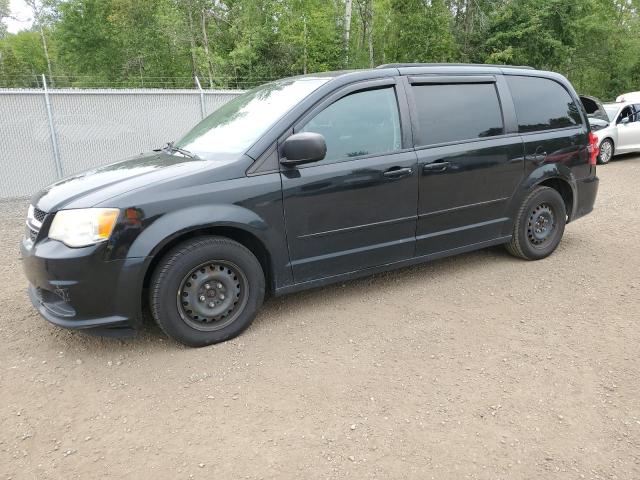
[142,225,274,296]
[600,136,615,149]
[504,165,578,235]
[537,177,574,222]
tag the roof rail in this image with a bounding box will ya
[376,63,535,70]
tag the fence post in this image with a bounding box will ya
[194,76,206,120]
[42,74,63,179]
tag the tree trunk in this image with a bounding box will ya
[343,0,353,66]
[201,8,214,87]
[303,16,308,75]
[368,5,374,68]
[38,24,54,87]
[187,8,198,79]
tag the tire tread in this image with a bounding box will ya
[149,236,263,346]
[506,186,554,260]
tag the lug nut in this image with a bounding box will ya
[219,294,225,300]
[217,283,223,289]
[204,284,211,290]
[208,302,215,308]
[199,295,205,302]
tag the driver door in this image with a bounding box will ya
[280,79,418,283]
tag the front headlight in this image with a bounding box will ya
[49,208,120,248]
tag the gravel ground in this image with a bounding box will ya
[1,156,639,480]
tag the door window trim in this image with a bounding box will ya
[404,75,507,148]
[278,78,412,168]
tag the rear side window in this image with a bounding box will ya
[506,76,582,132]
[299,87,401,162]
[411,83,504,146]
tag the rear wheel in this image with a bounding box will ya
[506,186,566,260]
[150,236,265,347]
[598,138,614,164]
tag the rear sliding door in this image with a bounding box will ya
[406,76,525,256]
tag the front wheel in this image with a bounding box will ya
[598,138,614,164]
[506,186,566,260]
[150,236,265,347]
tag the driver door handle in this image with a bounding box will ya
[527,152,547,163]
[383,167,413,179]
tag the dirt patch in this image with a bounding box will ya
[1,156,639,479]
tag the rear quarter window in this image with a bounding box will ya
[506,76,582,133]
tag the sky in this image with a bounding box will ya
[4,0,33,34]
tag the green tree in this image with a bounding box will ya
[384,0,457,63]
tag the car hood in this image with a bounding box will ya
[580,95,608,122]
[32,151,243,212]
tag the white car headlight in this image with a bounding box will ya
[49,208,120,248]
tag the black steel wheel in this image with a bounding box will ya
[151,236,265,347]
[177,261,248,332]
[526,202,556,248]
[506,186,566,260]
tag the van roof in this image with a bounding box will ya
[376,63,535,70]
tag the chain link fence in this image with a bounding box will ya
[0,82,243,199]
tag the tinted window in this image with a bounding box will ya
[411,83,504,146]
[506,76,582,132]
[300,87,401,162]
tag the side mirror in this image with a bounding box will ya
[620,116,630,125]
[280,132,326,167]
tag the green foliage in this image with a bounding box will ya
[0,30,48,86]
[0,0,639,98]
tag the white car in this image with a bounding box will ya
[616,92,640,103]
[581,95,640,164]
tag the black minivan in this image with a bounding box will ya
[22,64,600,346]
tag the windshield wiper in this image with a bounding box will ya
[162,141,199,159]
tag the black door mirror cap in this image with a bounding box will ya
[280,132,327,167]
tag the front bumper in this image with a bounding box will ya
[21,236,147,331]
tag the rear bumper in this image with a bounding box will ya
[572,174,599,222]
[21,237,147,331]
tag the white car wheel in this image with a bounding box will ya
[598,139,613,164]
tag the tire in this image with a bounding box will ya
[505,186,566,261]
[598,138,614,164]
[150,236,265,347]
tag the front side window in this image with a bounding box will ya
[506,76,582,132]
[299,87,401,163]
[618,106,634,123]
[177,77,329,156]
[410,82,504,146]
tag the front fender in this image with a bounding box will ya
[127,204,272,259]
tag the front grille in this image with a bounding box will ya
[25,205,46,245]
[33,207,47,223]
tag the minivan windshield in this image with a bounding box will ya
[176,77,330,156]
